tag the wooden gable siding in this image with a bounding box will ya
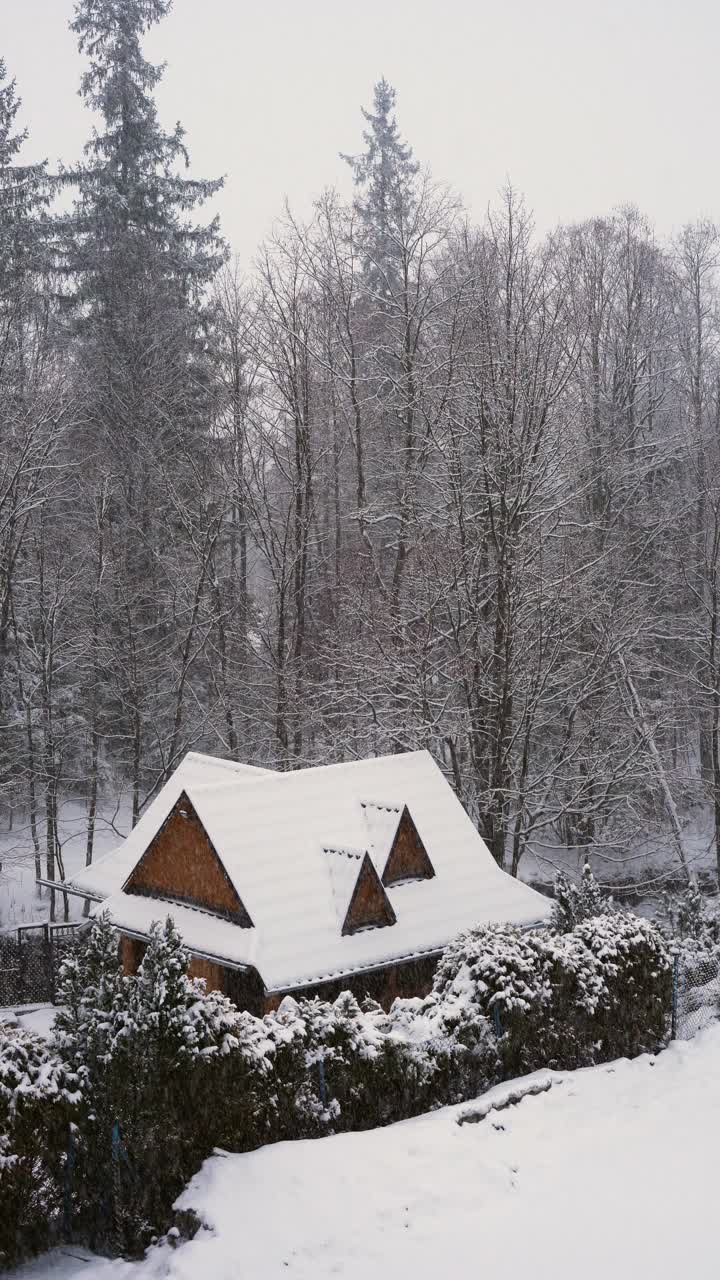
[342,853,396,935]
[123,792,253,926]
[382,806,435,886]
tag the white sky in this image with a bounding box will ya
[3,0,719,264]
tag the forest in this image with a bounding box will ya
[1,0,720,911]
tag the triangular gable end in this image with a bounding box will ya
[342,852,397,936]
[382,806,435,886]
[123,791,253,927]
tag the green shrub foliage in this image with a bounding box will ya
[6,907,672,1262]
[0,1024,80,1268]
[434,914,671,1076]
[551,861,614,932]
[573,914,672,1057]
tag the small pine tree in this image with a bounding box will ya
[551,861,614,932]
[108,918,252,1245]
[54,910,125,1082]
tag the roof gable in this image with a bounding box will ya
[123,791,253,927]
[321,848,397,936]
[361,801,435,885]
[94,748,553,991]
[360,800,402,871]
[68,751,273,901]
[382,805,435,886]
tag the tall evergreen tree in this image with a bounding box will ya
[64,0,224,302]
[0,62,56,842]
[0,59,47,299]
[59,0,229,817]
[342,77,418,296]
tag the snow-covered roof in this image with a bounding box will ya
[360,801,402,873]
[68,752,271,901]
[323,847,368,930]
[83,749,552,992]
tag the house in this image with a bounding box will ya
[60,750,551,1014]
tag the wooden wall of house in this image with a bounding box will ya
[120,934,148,975]
[124,795,251,925]
[119,932,264,1015]
[188,954,227,993]
[264,952,440,1015]
[223,965,266,1017]
[119,931,437,1019]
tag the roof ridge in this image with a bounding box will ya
[182,750,436,800]
[184,751,270,775]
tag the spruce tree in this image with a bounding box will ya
[551,862,614,932]
[60,0,229,814]
[64,0,224,307]
[0,59,47,300]
[0,61,53,838]
[342,77,418,297]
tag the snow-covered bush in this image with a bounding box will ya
[108,919,271,1248]
[574,913,672,1057]
[54,916,274,1254]
[262,987,500,1136]
[661,885,720,981]
[661,885,719,948]
[433,923,606,1074]
[47,910,671,1261]
[385,987,500,1110]
[263,993,385,1134]
[433,914,671,1076]
[551,861,614,932]
[0,1024,80,1268]
[660,886,720,1031]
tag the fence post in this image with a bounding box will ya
[492,1004,503,1038]
[671,953,680,1040]
[317,1057,327,1107]
[111,1121,123,1255]
[63,1126,76,1240]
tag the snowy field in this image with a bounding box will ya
[12,1026,720,1280]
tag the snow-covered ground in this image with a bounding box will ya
[0,1003,58,1038]
[11,1027,720,1279]
[0,798,132,929]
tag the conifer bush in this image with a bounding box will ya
[433,923,605,1074]
[54,915,274,1254]
[39,907,672,1260]
[0,1024,80,1268]
[574,913,672,1058]
[551,861,615,931]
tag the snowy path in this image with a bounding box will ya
[14,1028,720,1279]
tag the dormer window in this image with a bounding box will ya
[323,846,396,936]
[361,802,435,886]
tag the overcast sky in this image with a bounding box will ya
[3,0,719,263]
